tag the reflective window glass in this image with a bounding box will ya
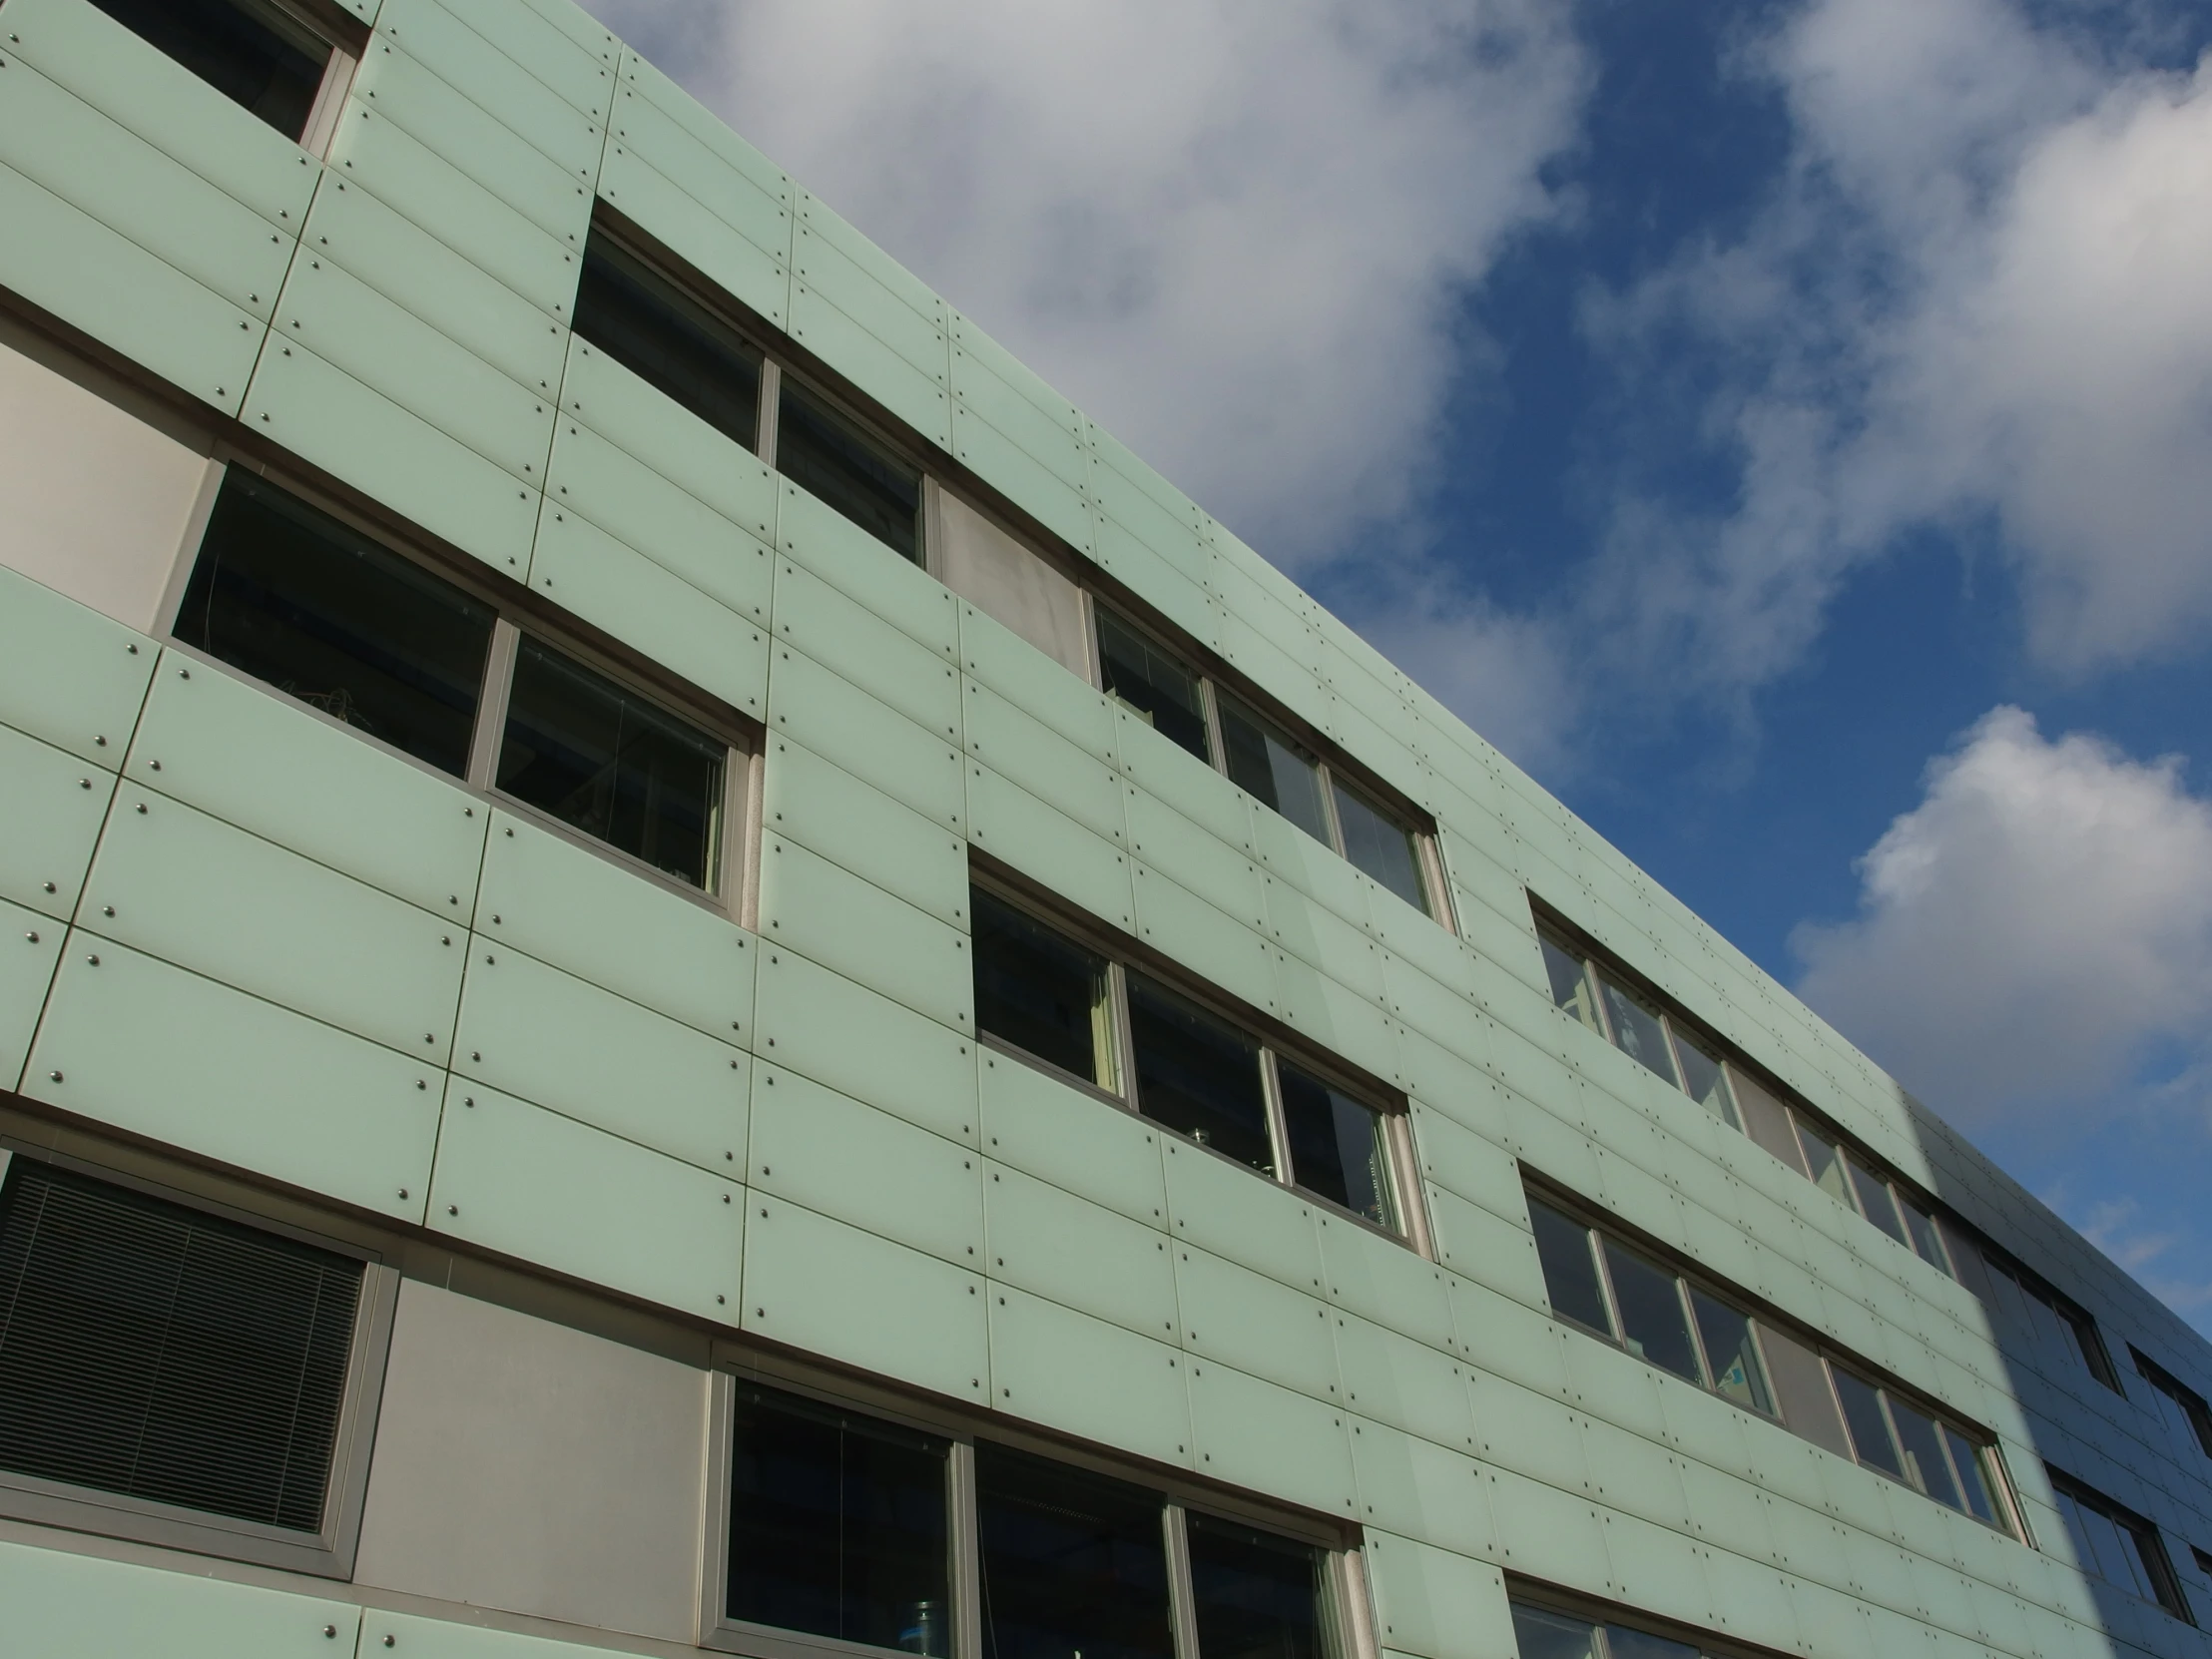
[778,379,922,562]
[1218,696,1330,844]
[2074,1500,2150,1597]
[1901,1199,1952,1275]
[1331,780,1427,914]
[1096,610,1211,763]
[1831,1370,1905,1480]
[976,1448,1173,1659]
[1689,1289,1772,1413]
[1605,1629,1701,1659]
[725,1386,950,1654]
[573,240,762,452]
[1539,936,1601,1033]
[1793,1119,1856,1207]
[89,0,323,137]
[497,639,725,889]
[1596,977,1678,1086]
[177,472,495,778]
[1185,1513,1325,1659]
[1846,1158,1911,1246]
[1276,1062,1396,1230]
[1942,1425,1999,1526]
[1668,1027,1740,1129]
[972,891,1116,1090]
[1888,1398,1962,1510]
[1508,1606,1599,1659]
[1601,1241,1701,1382]
[1528,1202,1611,1336]
[1127,975,1272,1173]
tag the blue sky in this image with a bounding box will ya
[588,0,2212,1333]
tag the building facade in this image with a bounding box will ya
[1,0,2210,1656]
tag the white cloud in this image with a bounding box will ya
[1793,706,2212,1124]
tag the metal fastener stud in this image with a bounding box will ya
[448,1205,458,1216]
[397,1189,408,1200]
[102,905,114,917]
[25,932,37,944]
[324,1627,337,1639]
[47,1070,61,1082]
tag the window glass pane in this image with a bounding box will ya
[496,640,725,888]
[2024,1290,2074,1369]
[1689,1288,1773,1413]
[2121,1524,2172,1607]
[2079,1503,2147,1596]
[976,1447,1172,1659]
[573,240,762,451]
[1887,1397,1962,1509]
[1275,1062,1396,1230]
[1096,610,1210,763]
[778,379,922,562]
[1126,974,1272,1173]
[1218,697,1330,844]
[1669,1027,1740,1129]
[1601,1241,1701,1382]
[1185,1513,1324,1659]
[2056,1491,2099,1574]
[1539,936,1602,1033]
[726,1387,949,1654]
[1605,1629,1701,1659]
[972,891,1115,1090]
[1846,1159,1911,1246]
[1528,1201,1611,1337]
[177,472,494,778]
[1901,1199,1952,1275]
[1331,780,1427,914]
[1508,1605,1600,1659]
[1831,1369,1905,1479]
[1941,1425,1999,1525]
[1793,1119,1856,1206]
[1596,977,1679,1087]
[88,0,322,137]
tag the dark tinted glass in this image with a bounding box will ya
[88,0,322,137]
[976,1448,1172,1659]
[177,472,494,777]
[1831,1370,1905,1479]
[1508,1605,1599,1659]
[1276,1062,1395,1229]
[1331,780,1426,913]
[1528,1201,1611,1336]
[1186,1514,1325,1659]
[973,890,1113,1089]
[1602,1241,1700,1382]
[573,240,762,451]
[497,640,725,888]
[1846,1158,1911,1246]
[1218,697,1330,843]
[726,1387,950,1654]
[1127,974,1271,1172]
[1605,1629,1701,1659]
[1689,1288,1772,1413]
[778,380,921,561]
[1942,1425,1999,1525]
[1901,1198,1952,1275]
[1888,1397,1961,1509]
[1097,610,1210,763]
[1539,935,1600,1031]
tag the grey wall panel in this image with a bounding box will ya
[353,1282,707,1644]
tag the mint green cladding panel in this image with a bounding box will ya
[988,1286,1194,1469]
[757,834,971,1034]
[81,782,466,1061]
[789,283,953,449]
[777,481,961,659]
[1187,1356,1357,1518]
[126,653,488,919]
[453,940,750,1172]
[0,1535,362,1659]
[1351,1419,1494,1560]
[1126,789,1267,929]
[598,141,788,332]
[765,737,969,928]
[1096,523,1221,654]
[1161,1137,1324,1293]
[964,680,1126,842]
[371,0,606,178]
[977,1051,1168,1227]
[0,566,157,765]
[795,193,949,368]
[1427,1185,1547,1309]
[0,725,114,919]
[1133,864,1279,1017]
[360,1608,646,1659]
[957,602,1116,761]
[28,938,439,1223]
[950,405,1095,555]
[966,765,1135,933]
[1,898,64,1090]
[609,84,789,263]
[775,559,963,744]
[1112,709,1253,850]
[440,0,615,113]
[1317,1210,1459,1353]
[428,1080,742,1326]
[767,656,966,832]
[474,808,755,1045]
[984,1161,1178,1340]
[1174,1241,1343,1403]
[1333,1311,1476,1450]
[1363,1535,1517,1659]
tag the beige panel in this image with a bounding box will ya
[936,486,1088,675]
[0,329,209,632]
[353,1281,710,1644]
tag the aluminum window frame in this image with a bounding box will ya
[100,0,367,155]
[2048,1467,2196,1623]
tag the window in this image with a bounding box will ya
[2051,1471,2194,1621]
[1825,1364,2006,1523]
[776,377,923,564]
[88,0,354,145]
[971,884,1412,1236]
[1218,694,1332,846]
[978,1446,1174,1659]
[2134,1351,2212,1459]
[1097,607,1213,764]
[573,239,764,452]
[0,1155,382,1565]
[1185,1512,1329,1659]
[1535,927,1739,1132]
[175,470,741,893]
[1509,1602,1708,1659]
[1983,1255,2122,1393]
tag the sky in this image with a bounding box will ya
[581,0,2212,1336]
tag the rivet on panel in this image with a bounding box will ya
[86,953,99,965]
[396,1189,407,1200]
[136,804,147,814]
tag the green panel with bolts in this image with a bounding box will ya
[776,480,961,659]
[1332,1311,1476,1451]
[1173,1239,1343,1404]
[1124,788,1267,930]
[452,939,749,1174]
[987,1286,1195,1471]
[1161,1135,1324,1294]
[0,897,64,1093]
[26,938,439,1224]
[370,0,606,179]
[427,1081,744,1329]
[1272,948,1398,1083]
[1316,1210,1458,1354]
[438,0,616,117]
[765,654,966,834]
[764,737,969,928]
[774,560,962,745]
[1362,1535,1516,1659]
[1110,707,1253,852]
[983,1161,1179,1342]
[616,50,785,200]
[606,88,792,270]
[977,1050,1167,1228]
[1132,866,1279,1016]
[957,601,1117,764]
[1089,455,1207,580]
[948,402,1095,555]
[0,723,115,921]
[0,565,156,768]
[596,143,788,331]
[948,359,1086,488]
[1095,519,1220,654]
[949,312,1083,440]
[965,765,1135,934]
[1186,1356,1357,1518]
[795,192,949,349]
[963,680,1126,843]
[789,280,952,451]
[1349,1417,1495,1560]
[360,1607,635,1659]
[1269,881,1385,998]
[757,834,971,1035]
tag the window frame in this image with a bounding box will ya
[2049,1468,2196,1622]
[0,1145,399,1578]
[94,0,366,154]
[1532,921,1742,1132]
[1981,1251,2123,1394]
[2133,1349,2212,1459]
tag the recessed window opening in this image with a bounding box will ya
[2133,1350,2212,1459]
[2051,1471,2194,1621]
[1097,608,1212,764]
[88,0,339,140]
[1218,694,1332,847]
[1536,924,1741,1134]
[977,1446,1174,1659]
[1127,973,1273,1175]
[573,238,764,452]
[1982,1253,2122,1393]
[1185,1513,1329,1659]
[1508,1601,1709,1659]
[777,378,923,563]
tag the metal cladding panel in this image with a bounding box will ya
[529,508,769,717]
[1174,1240,1343,1403]
[0,1534,363,1658]
[790,280,953,451]
[777,480,960,658]
[1467,1368,1591,1495]
[741,1193,989,1407]
[959,602,1115,762]
[1598,1508,1715,1631]
[1111,708,1252,848]
[1581,1414,1692,1531]
[753,944,977,1148]
[127,653,488,919]
[1132,865,1279,1017]
[1,896,63,1090]
[1363,1538,1516,1659]
[769,652,963,830]
[597,143,788,331]
[1095,519,1221,654]
[0,724,114,920]
[1449,1274,1571,1403]
[474,809,754,1046]
[793,211,947,369]
[1253,804,1373,932]
[1384,953,1480,1054]
[758,834,971,1034]
[776,560,961,743]
[0,566,156,766]
[1334,1312,1475,1451]
[949,403,1095,555]
[372,0,606,178]
[1271,880,1385,995]
[768,738,967,928]
[453,940,749,1173]
[1351,1418,1495,1560]
[967,765,1135,933]
[949,353,1085,483]
[608,86,791,270]
[1273,949,1398,1083]
[1410,1104,1525,1226]
[1090,455,1205,573]
[542,433,772,622]
[242,336,541,576]
[28,938,439,1223]
[982,1162,1177,1340]
[1478,1463,1610,1598]
[447,0,617,112]
[82,782,465,1060]
[987,1285,1194,1469]
[964,680,1125,844]
[1186,1356,1357,1518]
[978,1050,1166,1227]
[1317,1210,1457,1353]
[751,1063,983,1268]
[1125,789,1266,930]
[1161,1136,1324,1293]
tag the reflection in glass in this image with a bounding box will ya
[1689,1289,1772,1413]
[1529,1202,1611,1336]
[1097,610,1211,763]
[1831,1370,1905,1480]
[1186,1514,1325,1659]
[1606,1629,1702,1659]
[1846,1158,1911,1247]
[1602,1241,1701,1382]
[1942,1425,1999,1526]
[1218,696,1331,844]
[1331,780,1427,914]
[177,472,495,778]
[1276,1062,1396,1230]
[1669,1028,1740,1130]
[779,379,922,561]
[1127,975,1272,1172]
[1539,936,1602,1033]
[1887,1397,1962,1510]
[1597,977,1677,1086]
[89,0,323,137]
[1508,1605,1599,1659]
[573,240,763,451]
[497,640,725,888]
[726,1386,950,1653]
[976,1448,1173,1659]
[972,891,1115,1089]
[1793,1119,1856,1207]
[1901,1200,1952,1275]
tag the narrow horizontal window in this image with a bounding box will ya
[90,0,329,139]
[778,378,922,563]
[1528,1199,1612,1337]
[1097,609,1211,764]
[1128,973,1273,1175]
[1791,1116,1856,1208]
[1330,778,1426,915]
[2053,1476,2193,1620]
[1899,1197,1952,1276]
[1508,1603,1700,1659]
[1667,1027,1739,1131]
[1688,1288,1771,1414]
[1185,1512,1327,1659]
[976,1446,1174,1659]
[1595,975,1677,1087]
[1830,1368,1906,1481]
[1275,1060,1396,1230]
[573,238,763,452]
[1538,933,1602,1034]
[2134,1350,2212,1458]
[972,889,1116,1091]
[1218,695,1331,846]
[1843,1155,1910,1247]
[1601,1238,1700,1382]
[1886,1394,1961,1510]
